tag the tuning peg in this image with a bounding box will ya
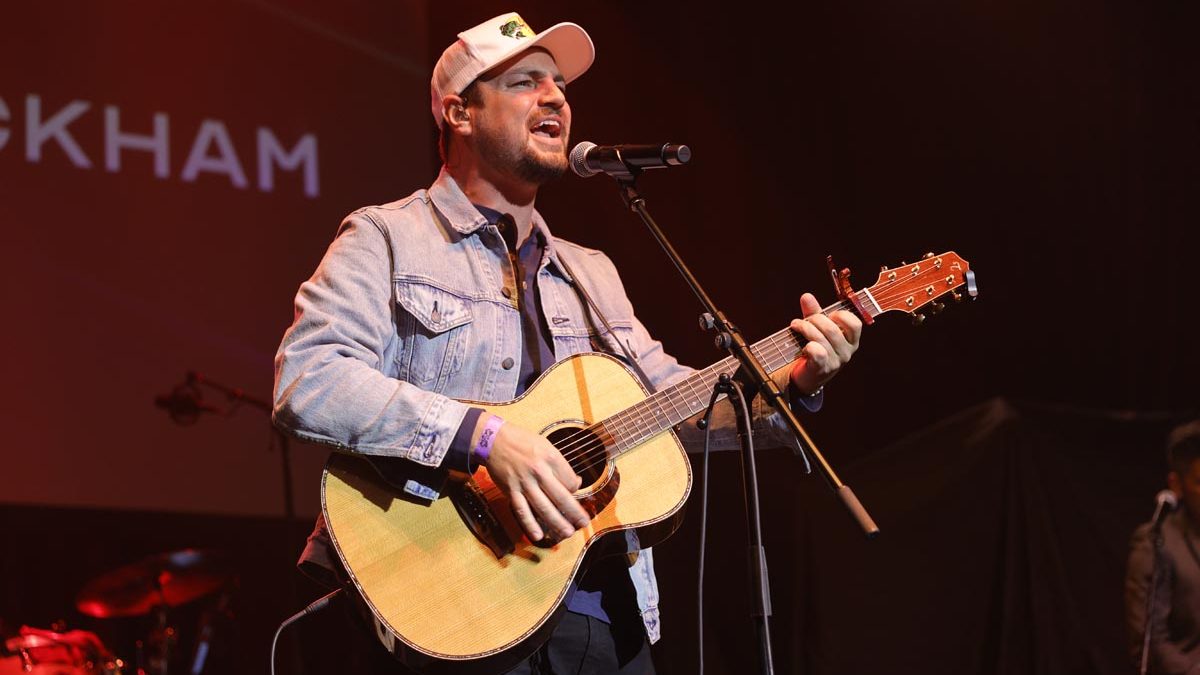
[880,265,889,272]
[923,252,935,259]
[952,291,963,303]
[912,313,926,326]
[930,301,945,315]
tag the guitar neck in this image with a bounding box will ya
[599,289,883,453]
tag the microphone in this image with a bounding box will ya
[1151,489,1178,531]
[155,384,222,425]
[570,141,691,178]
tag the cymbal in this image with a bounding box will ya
[76,549,233,618]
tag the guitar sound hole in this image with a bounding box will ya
[547,426,609,488]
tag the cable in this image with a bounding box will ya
[695,374,759,675]
[269,588,342,675]
[698,395,716,675]
[732,379,776,674]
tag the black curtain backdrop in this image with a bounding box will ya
[652,398,1178,674]
[0,399,1182,673]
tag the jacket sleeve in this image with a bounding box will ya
[272,212,471,467]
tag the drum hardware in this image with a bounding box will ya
[75,549,234,675]
[0,626,124,674]
[76,550,233,620]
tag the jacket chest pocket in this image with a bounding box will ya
[547,286,637,360]
[394,281,473,391]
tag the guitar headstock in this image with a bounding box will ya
[862,251,977,324]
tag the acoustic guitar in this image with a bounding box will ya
[322,252,976,673]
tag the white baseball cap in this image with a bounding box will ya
[430,12,595,128]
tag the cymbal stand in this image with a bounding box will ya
[138,583,175,675]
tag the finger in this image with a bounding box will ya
[790,317,833,353]
[806,313,853,363]
[799,292,822,318]
[540,471,591,529]
[523,477,577,539]
[788,340,831,394]
[507,491,544,542]
[829,310,863,347]
[547,448,584,493]
[802,341,831,373]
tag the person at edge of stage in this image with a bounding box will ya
[1127,420,1200,675]
[272,11,863,674]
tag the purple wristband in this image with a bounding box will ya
[472,415,504,468]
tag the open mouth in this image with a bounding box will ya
[531,119,562,140]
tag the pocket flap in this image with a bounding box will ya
[395,281,473,333]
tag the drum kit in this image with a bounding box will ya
[1,549,234,675]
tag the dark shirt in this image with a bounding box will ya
[444,206,556,472]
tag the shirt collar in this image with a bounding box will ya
[473,204,548,250]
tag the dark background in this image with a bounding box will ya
[2,1,1197,673]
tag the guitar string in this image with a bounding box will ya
[538,269,966,468]
[547,299,837,466]
[551,327,902,477]
[549,331,805,471]
[463,266,970,520]
[868,268,968,305]
[552,297,928,477]
[548,292,841,466]
[550,334,792,461]
[489,274,969,496]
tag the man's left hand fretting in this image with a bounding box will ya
[787,292,863,395]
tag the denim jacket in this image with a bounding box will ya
[273,169,813,643]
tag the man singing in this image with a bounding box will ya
[274,12,862,673]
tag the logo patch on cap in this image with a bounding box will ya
[499,18,533,39]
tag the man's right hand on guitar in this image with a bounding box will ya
[476,415,590,542]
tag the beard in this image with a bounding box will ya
[515,149,567,185]
[475,126,567,185]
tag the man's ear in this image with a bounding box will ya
[442,95,472,136]
[1168,471,1182,496]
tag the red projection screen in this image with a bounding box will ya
[0,1,433,517]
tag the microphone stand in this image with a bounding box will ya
[605,171,880,675]
[1140,498,1173,675]
[160,371,302,672]
[1141,534,1164,675]
[182,371,295,521]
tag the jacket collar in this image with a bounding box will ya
[428,168,570,278]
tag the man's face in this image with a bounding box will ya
[1169,459,1200,519]
[468,49,571,185]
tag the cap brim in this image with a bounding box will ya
[526,22,595,84]
[481,22,595,86]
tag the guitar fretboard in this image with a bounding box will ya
[597,290,880,454]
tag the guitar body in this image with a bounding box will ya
[322,353,692,673]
